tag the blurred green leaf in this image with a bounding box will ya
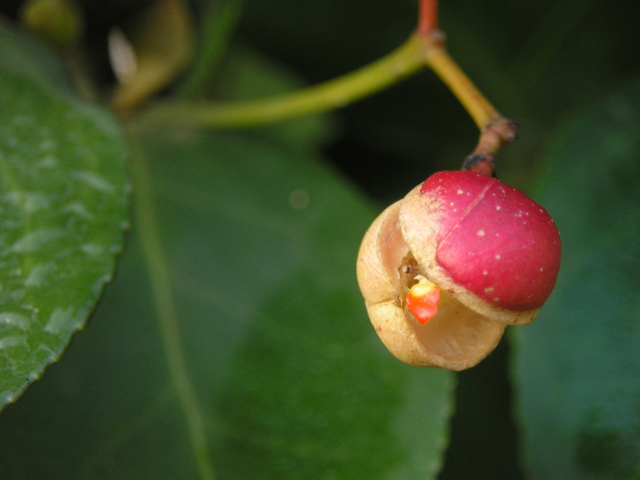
[512,79,640,480]
[0,127,454,477]
[0,18,71,92]
[177,0,243,99]
[0,23,129,408]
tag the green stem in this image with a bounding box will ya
[425,45,502,130]
[137,34,429,129]
[137,9,513,167]
[129,134,216,480]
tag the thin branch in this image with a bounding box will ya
[425,46,502,130]
[417,0,439,36]
[136,34,429,129]
[137,0,517,176]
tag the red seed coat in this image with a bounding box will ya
[421,171,561,310]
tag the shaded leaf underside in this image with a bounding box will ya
[513,79,640,480]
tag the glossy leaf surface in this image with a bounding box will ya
[0,24,129,407]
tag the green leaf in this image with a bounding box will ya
[0,18,71,93]
[0,24,129,407]
[512,79,640,480]
[177,0,243,99]
[0,128,454,479]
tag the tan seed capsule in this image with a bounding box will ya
[356,170,561,370]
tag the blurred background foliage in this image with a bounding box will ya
[6,0,639,194]
[1,0,640,478]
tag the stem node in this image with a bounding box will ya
[463,118,519,176]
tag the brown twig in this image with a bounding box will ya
[417,0,439,36]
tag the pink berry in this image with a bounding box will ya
[421,171,560,311]
[356,170,561,370]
